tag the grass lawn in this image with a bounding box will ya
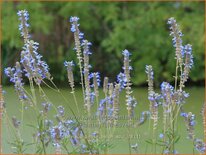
[2,86,205,154]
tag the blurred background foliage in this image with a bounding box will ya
[2,1,205,87]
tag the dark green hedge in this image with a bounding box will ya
[2,1,205,86]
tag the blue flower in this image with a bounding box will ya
[184,44,193,68]
[70,16,80,33]
[159,133,164,138]
[190,120,195,126]
[90,92,95,104]
[194,138,206,153]
[173,90,189,104]
[117,72,127,90]
[64,61,74,67]
[82,40,92,55]
[4,67,15,82]
[81,40,92,47]
[4,63,31,104]
[122,49,131,57]
[70,16,79,23]
[79,32,84,39]
[180,44,193,87]
[90,72,101,87]
[180,112,188,117]
[71,24,76,33]
[98,98,107,116]
[126,96,137,109]
[161,82,174,106]
[167,17,184,64]
[20,40,51,82]
[17,10,30,39]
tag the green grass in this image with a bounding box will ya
[2,86,205,154]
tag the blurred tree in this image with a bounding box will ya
[2,1,204,87]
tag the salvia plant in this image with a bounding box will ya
[3,10,205,154]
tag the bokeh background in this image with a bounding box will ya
[1,1,205,154]
[2,1,205,87]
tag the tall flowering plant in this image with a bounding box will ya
[144,17,205,154]
[3,10,205,154]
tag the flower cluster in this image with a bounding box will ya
[90,72,100,87]
[148,93,161,112]
[106,91,114,117]
[173,90,189,105]
[70,17,84,39]
[92,72,100,102]
[41,102,51,114]
[161,82,174,107]
[70,17,80,32]
[82,40,93,112]
[64,61,75,89]
[49,120,81,149]
[69,16,84,64]
[4,63,31,105]
[161,82,189,106]
[194,138,206,153]
[17,10,30,41]
[145,65,154,92]
[181,112,195,140]
[5,11,204,154]
[82,40,92,54]
[145,65,161,130]
[180,44,193,88]
[122,49,135,118]
[168,17,184,65]
[112,84,120,125]
[98,98,107,118]
[117,72,127,91]
[126,96,137,117]
[101,83,114,118]
[20,40,51,84]
[122,49,132,81]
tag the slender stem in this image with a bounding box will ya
[43,80,60,93]
[152,119,157,154]
[174,59,179,91]
[20,102,24,131]
[104,92,108,154]
[128,118,132,155]
[38,85,57,113]
[29,78,37,106]
[145,113,151,154]
[71,91,80,115]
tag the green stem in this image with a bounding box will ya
[29,78,37,106]
[174,59,179,91]
[71,90,80,116]
[128,118,132,155]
